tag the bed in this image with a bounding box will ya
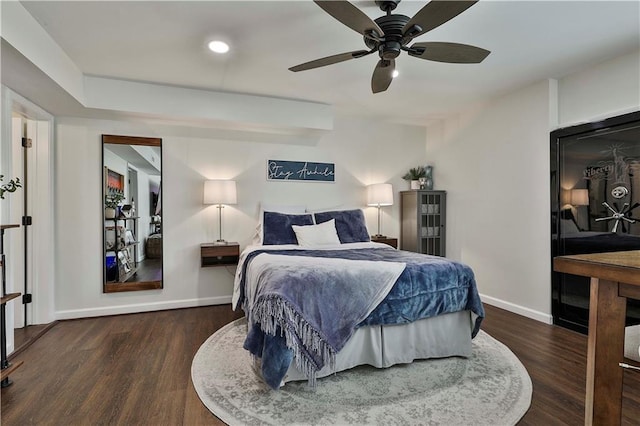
[232,208,484,389]
[560,231,640,254]
[556,215,640,255]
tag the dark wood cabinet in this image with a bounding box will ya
[201,243,240,267]
[400,190,446,256]
[371,237,397,248]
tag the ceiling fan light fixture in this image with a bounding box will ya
[380,41,402,59]
[208,40,229,54]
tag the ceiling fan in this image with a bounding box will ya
[289,0,490,94]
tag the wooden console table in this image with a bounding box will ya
[553,250,640,425]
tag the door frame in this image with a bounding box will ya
[1,86,55,353]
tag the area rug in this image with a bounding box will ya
[192,318,532,425]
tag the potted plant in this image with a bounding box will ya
[105,192,125,219]
[402,166,426,190]
[0,175,22,199]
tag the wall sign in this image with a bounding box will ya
[267,160,335,182]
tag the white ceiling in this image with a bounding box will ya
[9,0,640,125]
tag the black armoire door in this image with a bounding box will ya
[551,111,640,333]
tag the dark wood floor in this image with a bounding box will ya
[11,323,57,358]
[1,304,639,425]
[133,258,162,282]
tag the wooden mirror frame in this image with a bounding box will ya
[102,134,163,293]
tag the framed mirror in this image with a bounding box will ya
[102,134,163,293]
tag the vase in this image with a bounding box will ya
[425,178,433,190]
[105,208,116,219]
[410,180,420,190]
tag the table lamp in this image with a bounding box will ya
[203,180,237,244]
[367,183,393,238]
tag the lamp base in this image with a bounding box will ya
[213,239,229,245]
[371,234,387,239]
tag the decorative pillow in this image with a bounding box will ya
[262,211,314,245]
[253,204,307,245]
[292,219,341,247]
[313,209,370,243]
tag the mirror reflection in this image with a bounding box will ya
[102,134,162,293]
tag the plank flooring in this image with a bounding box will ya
[12,323,57,358]
[1,304,639,425]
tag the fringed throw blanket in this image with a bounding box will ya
[243,253,406,388]
[234,246,485,389]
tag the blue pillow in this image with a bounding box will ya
[262,211,314,245]
[313,209,370,243]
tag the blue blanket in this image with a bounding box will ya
[238,247,484,389]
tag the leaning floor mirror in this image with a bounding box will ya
[102,134,163,293]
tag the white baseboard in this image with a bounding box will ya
[480,293,553,325]
[54,296,233,320]
[53,293,553,325]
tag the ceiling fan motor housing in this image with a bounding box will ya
[375,0,401,12]
[364,14,411,59]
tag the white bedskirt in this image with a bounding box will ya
[280,310,476,383]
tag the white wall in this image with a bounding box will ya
[54,116,426,319]
[426,49,640,323]
[427,80,554,322]
[558,50,640,127]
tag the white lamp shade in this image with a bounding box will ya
[204,180,237,205]
[367,183,393,206]
[570,189,589,206]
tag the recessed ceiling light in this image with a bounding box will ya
[208,40,229,54]
[392,70,399,78]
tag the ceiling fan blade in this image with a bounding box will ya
[371,59,395,94]
[403,1,478,39]
[289,50,371,72]
[409,42,490,63]
[314,1,384,38]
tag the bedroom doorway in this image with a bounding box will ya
[2,88,55,356]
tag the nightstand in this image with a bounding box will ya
[201,242,240,267]
[371,237,398,249]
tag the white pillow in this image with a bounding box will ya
[292,219,341,247]
[252,203,308,245]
